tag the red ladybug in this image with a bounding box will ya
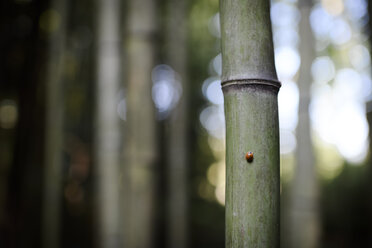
[245,152,253,162]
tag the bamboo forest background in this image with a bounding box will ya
[1,0,372,247]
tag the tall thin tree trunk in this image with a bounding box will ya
[166,0,188,247]
[124,0,158,247]
[291,0,320,242]
[94,0,122,247]
[220,0,281,246]
[367,102,372,247]
[366,1,372,246]
[288,1,320,247]
[42,1,68,248]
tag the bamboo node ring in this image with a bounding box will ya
[221,78,281,89]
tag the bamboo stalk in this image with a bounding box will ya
[220,0,280,246]
[95,0,122,246]
[289,1,320,247]
[166,0,188,247]
[124,0,158,247]
[42,1,68,247]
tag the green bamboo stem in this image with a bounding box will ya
[166,0,188,247]
[95,0,122,246]
[42,1,68,247]
[220,0,280,247]
[124,0,158,247]
[289,1,319,247]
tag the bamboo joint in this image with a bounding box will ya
[221,78,281,89]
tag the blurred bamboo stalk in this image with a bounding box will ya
[166,0,188,247]
[368,1,372,246]
[94,0,122,247]
[42,1,68,248]
[220,0,280,246]
[124,0,158,247]
[288,1,320,247]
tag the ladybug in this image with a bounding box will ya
[245,152,253,163]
